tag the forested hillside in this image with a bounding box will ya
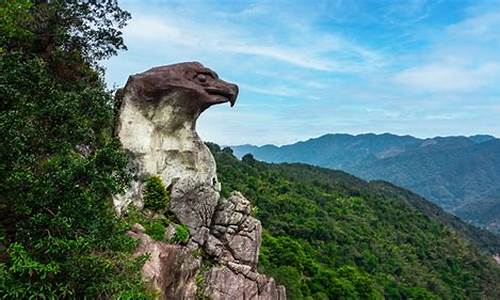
[232,133,500,232]
[211,144,500,299]
[0,1,151,298]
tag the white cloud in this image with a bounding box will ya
[447,12,500,39]
[124,13,384,73]
[392,7,500,93]
[425,113,462,120]
[394,63,500,92]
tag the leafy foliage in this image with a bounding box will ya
[145,221,167,242]
[209,143,500,299]
[122,207,171,243]
[172,224,190,245]
[0,1,151,298]
[142,176,170,211]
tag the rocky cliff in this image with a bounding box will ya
[113,62,285,299]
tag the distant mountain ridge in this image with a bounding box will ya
[232,133,500,233]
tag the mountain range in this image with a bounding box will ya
[210,143,500,298]
[232,133,500,233]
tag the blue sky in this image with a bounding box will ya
[104,0,500,145]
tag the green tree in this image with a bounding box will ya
[0,1,151,298]
[143,176,170,211]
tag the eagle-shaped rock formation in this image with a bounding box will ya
[114,62,286,299]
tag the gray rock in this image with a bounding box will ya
[203,265,285,300]
[190,226,210,246]
[277,286,287,300]
[226,218,261,267]
[169,178,219,231]
[211,192,262,267]
[227,261,252,276]
[203,266,258,300]
[204,234,234,263]
[212,192,251,226]
[131,223,146,233]
[163,223,177,241]
[259,278,283,300]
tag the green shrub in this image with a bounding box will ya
[124,207,168,242]
[143,176,170,211]
[145,219,166,241]
[172,224,190,245]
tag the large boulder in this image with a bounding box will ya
[169,178,220,231]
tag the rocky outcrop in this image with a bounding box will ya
[128,225,201,299]
[114,62,285,299]
[203,265,286,300]
[113,62,237,219]
[209,191,262,267]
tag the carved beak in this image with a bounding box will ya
[228,84,238,107]
[205,83,239,107]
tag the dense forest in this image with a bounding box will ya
[0,1,152,298]
[211,144,500,299]
[232,133,500,233]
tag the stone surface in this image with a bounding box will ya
[211,191,262,267]
[113,62,238,215]
[163,223,177,241]
[169,179,219,231]
[132,223,146,233]
[204,234,235,263]
[127,228,200,299]
[203,265,286,300]
[203,266,258,299]
[212,191,251,226]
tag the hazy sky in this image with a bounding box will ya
[104,0,500,145]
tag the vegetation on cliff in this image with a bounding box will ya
[0,1,151,298]
[210,144,500,299]
[143,176,171,211]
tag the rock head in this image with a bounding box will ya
[114,62,237,220]
[116,62,238,113]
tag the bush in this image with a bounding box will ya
[143,176,170,211]
[123,207,168,242]
[145,220,166,242]
[172,224,190,245]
